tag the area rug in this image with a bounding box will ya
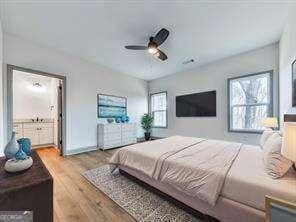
[83,165,203,222]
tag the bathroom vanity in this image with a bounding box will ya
[13,119,54,147]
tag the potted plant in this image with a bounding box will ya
[141,114,154,141]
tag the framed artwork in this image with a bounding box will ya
[292,59,296,107]
[265,196,296,222]
[98,94,127,118]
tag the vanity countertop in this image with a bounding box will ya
[13,119,54,124]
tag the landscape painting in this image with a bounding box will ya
[98,94,127,118]
[293,60,296,107]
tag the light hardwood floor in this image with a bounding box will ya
[36,147,135,222]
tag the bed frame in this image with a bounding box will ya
[118,166,265,222]
[119,169,220,222]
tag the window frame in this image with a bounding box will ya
[227,70,274,134]
[149,91,168,128]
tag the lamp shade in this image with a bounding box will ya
[261,117,278,128]
[281,122,296,162]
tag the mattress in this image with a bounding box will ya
[222,145,296,211]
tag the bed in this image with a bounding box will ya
[109,136,296,222]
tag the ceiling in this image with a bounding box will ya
[0,1,293,80]
[13,70,56,95]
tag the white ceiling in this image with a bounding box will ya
[0,1,293,80]
[13,70,56,95]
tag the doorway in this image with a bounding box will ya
[6,65,66,156]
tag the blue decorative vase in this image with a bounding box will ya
[107,118,114,124]
[126,116,130,123]
[115,117,121,123]
[14,148,28,160]
[121,115,127,123]
[4,132,20,159]
[17,138,31,155]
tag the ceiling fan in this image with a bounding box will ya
[125,28,169,61]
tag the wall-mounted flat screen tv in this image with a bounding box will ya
[176,91,216,117]
[292,59,296,107]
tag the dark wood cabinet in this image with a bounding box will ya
[0,151,53,222]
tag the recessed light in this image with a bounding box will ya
[148,47,158,54]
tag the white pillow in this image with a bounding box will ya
[262,132,293,179]
[260,130,275,148]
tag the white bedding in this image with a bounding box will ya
[110,135,242,205]
[109,135,296,209]
[222,145,296,211]
[109,135,203,178]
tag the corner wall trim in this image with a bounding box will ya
[65,146,98,156]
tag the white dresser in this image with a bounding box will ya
[13,120,54,147]
[97,123,137,150]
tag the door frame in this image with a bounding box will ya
[6,64,67,156]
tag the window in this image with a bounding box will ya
[228,71,273,133]
[150,92,167,128]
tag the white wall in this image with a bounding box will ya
[149,43,279,145]
[4,33,148,154]
[279,6,296,125]
[13,70,58,119]
[0,18,3,155]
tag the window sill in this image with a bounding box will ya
[228,129,263,134]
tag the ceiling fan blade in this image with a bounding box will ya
[125,45,147,50]
[153,49,168,61]
[153,28,169,46]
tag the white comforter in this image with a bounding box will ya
[109,135,242,205]
[109,136,204,178]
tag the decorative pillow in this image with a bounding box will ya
[260,130,275,148]
[262,133,293,179]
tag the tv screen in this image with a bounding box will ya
[293,60,296,107]
[176,91,216,117]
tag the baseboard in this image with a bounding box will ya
[65,146,98,155]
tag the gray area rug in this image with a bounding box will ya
[83,165,203,222]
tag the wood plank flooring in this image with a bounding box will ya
[36,147,135,222]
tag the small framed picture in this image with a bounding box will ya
[292,59,296,107]
[265,195,296,222]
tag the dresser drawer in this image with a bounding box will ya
[121,123,136,131]
[103,139,122,149]
[104,125,121,133]
[122,131,137,138]
[103,132,121,141]
[98,123,137,150]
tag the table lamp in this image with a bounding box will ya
[261,117,278,130]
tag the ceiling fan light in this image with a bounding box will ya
[148,47,158,54]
